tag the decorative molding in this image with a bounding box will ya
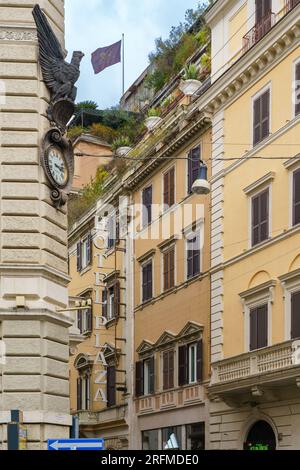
[284,154,300,170]
[137,249,156,264]
[243,172,276,195]
[0,27,37,42]
[239,280,277,301]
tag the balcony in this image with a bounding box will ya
[76,405,127,427]
[243,12,276,53]
[209,340,300,405]
[135,384,204,415]
[242,1,299,53]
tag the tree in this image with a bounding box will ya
[75,100,98,111]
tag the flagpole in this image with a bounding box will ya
[122,33,125,96]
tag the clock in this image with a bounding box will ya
[47,145,68,187]
[41,128,74,207]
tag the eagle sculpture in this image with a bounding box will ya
[32,4,84,130]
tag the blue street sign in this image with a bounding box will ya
[48,439,105,451]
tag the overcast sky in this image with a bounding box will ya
[65,0,200,110]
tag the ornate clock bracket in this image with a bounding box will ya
[41,128,74,208]
[32,5,84,207]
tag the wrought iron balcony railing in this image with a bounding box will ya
[243,12,276,53]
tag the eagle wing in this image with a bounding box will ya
[32,4,67,90]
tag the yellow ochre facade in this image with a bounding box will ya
[206,0,300,450]
[67,0,300,450]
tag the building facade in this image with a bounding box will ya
[205,0,300,450]
[0,0,74,449]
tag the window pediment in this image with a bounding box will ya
[177,321,203,341]
[155,331,177,349]
[74,353,93,370]
[136,340,155,355]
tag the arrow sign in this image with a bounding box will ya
[48,439,105,451]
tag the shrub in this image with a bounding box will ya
[111,136,132,152]
[183,63,199,80]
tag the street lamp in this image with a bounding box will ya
[192,162,210,195]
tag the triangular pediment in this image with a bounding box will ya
[155,330,176,349]
[136,340,155,354]
[178,321,203,340]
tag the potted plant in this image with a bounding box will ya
[179,64,202,96]
[145,108,162,131]
[112,136,132,157]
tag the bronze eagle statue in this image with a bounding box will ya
[32,4,84,130]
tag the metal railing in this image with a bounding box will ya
[243,12,276,53]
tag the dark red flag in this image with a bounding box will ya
[91,40,121,75]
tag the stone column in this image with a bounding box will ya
[0,0,72,450]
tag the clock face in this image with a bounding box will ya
[47,146,68,187]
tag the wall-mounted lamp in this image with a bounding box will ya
[192,162,210,195]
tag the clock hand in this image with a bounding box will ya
[55,163,64,172]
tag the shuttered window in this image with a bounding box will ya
[163,167,175,208]
[188,146,201,194]
[107,366,116,408]
[293,169,300,226]
[187,233,201,279]
[142,261,153,303]
[253,89,270,146]
[135,361,144,397]
[163,350,174,391]
[77,308,92,334]
[178,341,203,386]
[107,215,116,249]
[77,375,90,410]
[77,377,82,410]
[251,189,269,246]
[295,62,300,116]
[250,304,268,351]
[142,185,153,227]
[143,357,155,395]
[163,248,175,292]
[102,282,120,321]
[291,291,300,340]
[76,234,92,272]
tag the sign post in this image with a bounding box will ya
[48,439,105,451]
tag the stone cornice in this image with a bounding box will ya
[123,112,212,191]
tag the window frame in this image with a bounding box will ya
[188,343,198,384]
[240,282,274,353]
[141,258,154,304]
[162,349,175,391]
[162,165,176,212]
[142,184,153,228]
[251,83,271,147]
[162,245,176,293]
[293,56,300,118]
[186,230,201,280]
[250,186,271,248]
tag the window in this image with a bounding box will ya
[255,0,271,23]
[142,430,159,450]
[253,89,270,146]
[107,214,118,249]
[163,350,174,391]
[186,423,205,451]
[107,366,116,408]
[77,234,92,272]
[295,61,300,116]
[187,233,201,279]
[135,357,155,397]
[102,282,120,322]
[293,169,300,226]
[77,374,91,411]
[188,344,197,384]
[142,261,153,303]
[163,247,175,292]
[77,307,93,334]
[291,291,300,339]
[251,188,269,246]
[178,340,203,386]
[163,167,175,208]
[162,426,182,450]
[142,185,153,227]
[250,304,268,351]
[188,146,201,194]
